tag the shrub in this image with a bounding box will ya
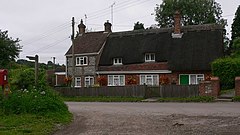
[0,68,69,115]
[211,57,240,89]
[233,96,240,102]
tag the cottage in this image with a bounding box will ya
[65,20,111,87]
[97,12,224,86]
[66,12,224,87]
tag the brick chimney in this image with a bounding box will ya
[104,20,112,33]
[174,10,181,34]
[172,10,183,38]
[78,19,86,35]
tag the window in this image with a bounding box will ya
[140,75,159,86]
[113,58,122,65]
[76,56,88,66]
[108,75,125,86]
[85,76,94,87]
[179,74,204,85]
[75,77,81,87]
[145,53,155,62]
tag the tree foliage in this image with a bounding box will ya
[212,57,240,89]
[231,37,240,57]
[231,5,240,41]
[134,21,145,30]
[155,0,225,27]
[0,30,21,68]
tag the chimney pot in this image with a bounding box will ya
[104,20,112,33]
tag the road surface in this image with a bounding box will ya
[54,102,240,135]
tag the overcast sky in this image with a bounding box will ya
[0,0,239,64]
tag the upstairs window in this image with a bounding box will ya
[76,56,88,66]
[113,58,122,65]
[145,53,155,62]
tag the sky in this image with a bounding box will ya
[0,0,239,65]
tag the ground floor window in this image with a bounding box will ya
[108,75,125,86]
[75,77,81,87]
[85,76,94,87]
[140,74,159,86]
[179,74,204,85]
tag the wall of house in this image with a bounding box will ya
[97,71,212,86]
[66,55,98,87]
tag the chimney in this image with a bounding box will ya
[172,10,183,38]
[174,10,181,34]
[78,19,86,35]
[104,20,112,33]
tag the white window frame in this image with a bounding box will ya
[145,53,155,62]
[76,56,88,66]
[108,75,125,86]
[113,58,123,65]
[140,74,159,86]
[85,76,94,87]
[75,77,81,87]
[179,74,204,85]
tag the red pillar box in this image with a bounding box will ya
[0,69,8,86]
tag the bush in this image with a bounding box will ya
[1,86,68,115]
[233,96,240,102]
[211,57,240,89]
[0,68,69,115]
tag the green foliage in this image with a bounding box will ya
[231,5,240,41]
[158,96,215,102]
[0,113,72,135]
[0,30,21,68]
[155,0,225,27]
[233,96,240,102]
[231,37,240,57]
[62,96,144,102]
[1,87,69,115]
[134,21,145,30]
[211,57,240,89]
[10,68,35,90]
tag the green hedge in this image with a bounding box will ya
[211,57,240,89]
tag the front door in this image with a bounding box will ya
[180,75,189,85]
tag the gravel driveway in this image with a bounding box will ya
[54,102,240,135]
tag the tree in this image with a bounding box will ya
[231,37,240,57]
[155,0,225,27]
[231,5,240,41]
[134,21,145,30]
[0,30,21,68]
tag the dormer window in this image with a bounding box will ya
[113,58,122,65]
[145,53,155,62]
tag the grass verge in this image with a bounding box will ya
[0,112,72,135]
[158,96,215,102]
[62,96,144,102]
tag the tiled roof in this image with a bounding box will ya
[65,31,109,55]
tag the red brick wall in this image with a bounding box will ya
[98,71,212,86]
[235,77,240,96]
[199,77,220,97]
[56,75,66,86]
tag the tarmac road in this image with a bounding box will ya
[54,102,240,135]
